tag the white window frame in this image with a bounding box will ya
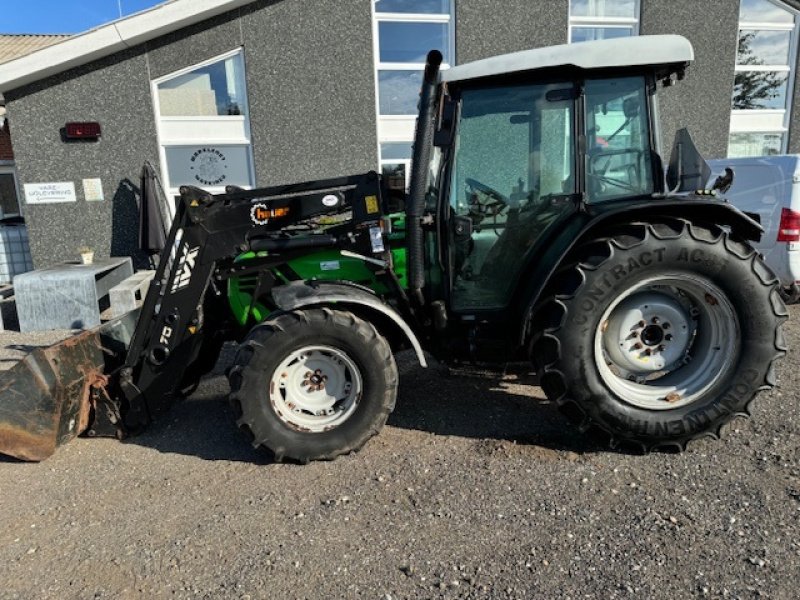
[729,2,800,156]
[151,48,256,214]
[568,0,641,43]
[372,1,456,180]
[0,161,22,217]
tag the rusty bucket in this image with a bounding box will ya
[0,311,139,462]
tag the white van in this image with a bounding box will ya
[707,155,800,302]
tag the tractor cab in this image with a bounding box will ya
[406,35,697,358]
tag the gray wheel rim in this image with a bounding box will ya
[593,274,739,410]
[269,345,362,432]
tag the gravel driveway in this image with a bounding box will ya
[0,308,797,599]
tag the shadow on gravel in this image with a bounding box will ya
[122,396,271,464]
[121,350,604,462]
[389,358,605,455]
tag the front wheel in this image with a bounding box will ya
[228,309,398,462]
[531,219,787,451]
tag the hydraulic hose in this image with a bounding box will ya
[406,49,443,303]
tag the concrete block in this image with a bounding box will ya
[109,270,155,318]
[14,257,133,331]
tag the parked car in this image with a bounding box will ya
[708,155,800,302]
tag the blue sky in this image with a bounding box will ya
[2,0,165,35]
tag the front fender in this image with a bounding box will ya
[271,281,427,367]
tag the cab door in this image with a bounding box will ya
[446,81,578,313]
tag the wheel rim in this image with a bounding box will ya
[593,274,739,410]
[269,345,362,432]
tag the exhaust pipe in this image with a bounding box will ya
[406,49,443,304]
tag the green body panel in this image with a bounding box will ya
[227,215,407,327]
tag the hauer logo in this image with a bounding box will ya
[250,203,271,225]
[171,245,200,293]
[250,203,290,226]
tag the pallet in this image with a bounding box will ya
[109,270,156,319]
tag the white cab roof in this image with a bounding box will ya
[441,35,694,84]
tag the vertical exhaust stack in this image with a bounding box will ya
[406,49,443,304]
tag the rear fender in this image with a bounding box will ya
[519,199,764,345]
[271,281,427,367]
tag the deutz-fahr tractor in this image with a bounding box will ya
[0,35,786,463]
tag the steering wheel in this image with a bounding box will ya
[465,178,511,211]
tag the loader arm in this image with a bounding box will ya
[116,172,398,433]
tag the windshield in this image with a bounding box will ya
[450,82,576,213]
[585,76,655,203]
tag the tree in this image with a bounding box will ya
[733,31,786,110]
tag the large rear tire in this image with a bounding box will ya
[228,308,398,462]
[531,219,787,451]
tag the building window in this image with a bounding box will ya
[0,164,21,217]
[729,0,799,157]
[152,49,255,209]
[569,0,640,43]
[373,0,454,187]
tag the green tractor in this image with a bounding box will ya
[0,35,786,463]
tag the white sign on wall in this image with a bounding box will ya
[24,182,77,204]
[82,178,104,201]
[165,145,253,189]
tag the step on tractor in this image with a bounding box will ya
[0,35,787,463]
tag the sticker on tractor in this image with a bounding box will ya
[322,194,339,207]
[171,245,200,293]
[365,195,379,214]
[250,203,289,225]
[369,226,385,253]
[320,261,341,271]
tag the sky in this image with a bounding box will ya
[1,0,165,35]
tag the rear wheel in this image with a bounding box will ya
[228,309,398,462]
[531,219,787,451]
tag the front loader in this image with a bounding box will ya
[0,35,787,463]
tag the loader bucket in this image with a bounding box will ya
[0,310,139,462]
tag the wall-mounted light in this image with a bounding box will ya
[64,122,102,140]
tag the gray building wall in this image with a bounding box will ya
[5,0,378,269]
[456,0,569,62]
[640,0,740,160]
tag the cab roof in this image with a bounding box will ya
[440,35,694,84]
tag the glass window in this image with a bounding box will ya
[378,22,450,63]
[740,0,795,23]
[375,0,450,14]
[378,71,423,115]
[153,50,255,201]
[738,29,792,65]
[374,0,453,178]
[729,0,798,157]
[164,145,254,188]
[380,142,414,160]
[571,27,633,43]
[728,132,784,156]
[448,83,576,310]
[157,53,247,117]
[584,77,654,203]
[0,172,20,216]
[570,0,637,18]
[569,0,640,44]
[733,70,789,109]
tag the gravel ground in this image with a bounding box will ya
[0,309,798,599]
